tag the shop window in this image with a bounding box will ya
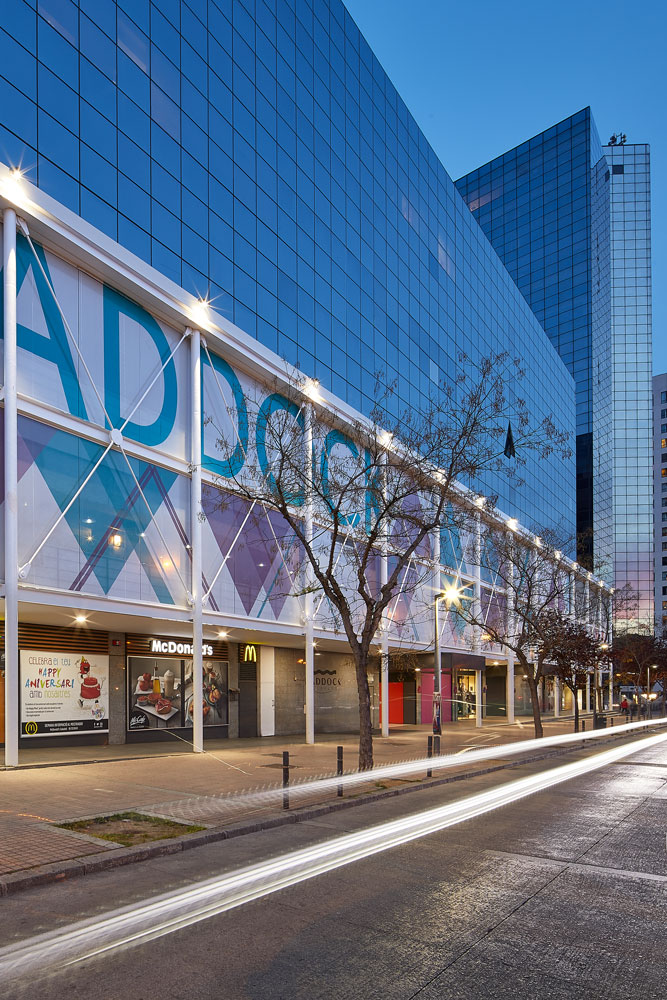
[127,656,228,733]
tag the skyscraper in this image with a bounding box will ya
[456,112,653,626]
[653,372,667,632]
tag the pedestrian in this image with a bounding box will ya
[620,696,629,718]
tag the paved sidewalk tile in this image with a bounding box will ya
[0,716,614,878]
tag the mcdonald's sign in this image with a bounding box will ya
[240,643,257,663]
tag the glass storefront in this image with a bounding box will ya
[452,672,478,721]
[127,656,228,736]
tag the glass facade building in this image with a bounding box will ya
[653,372,667,631]
[605,143,653,626]
[456,114,653,624]
[0,0,575,534]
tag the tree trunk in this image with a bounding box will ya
[353,650,374,770]
[524,667,543,739]
[573,692,579,734]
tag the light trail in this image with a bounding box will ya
[144,716,667,822]
[1,729,665,989]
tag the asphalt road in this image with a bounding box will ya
[3,736,667,1000]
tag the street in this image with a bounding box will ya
[2,733,666,999]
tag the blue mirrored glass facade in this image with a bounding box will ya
[604,143,653,625]
[456,113,653,622]
[0,0,575,534]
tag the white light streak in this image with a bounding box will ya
[146,716,667,824]
[0,730,664,988]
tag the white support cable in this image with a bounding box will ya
[117,444,191,600]
[20,223,114,432]
[313,517,357,618]
[202,339,305,612]
[20,439,115,572]
[202,340,250,465]
[387,553,416,626]
[117,329,188,437]
[202,500,259,602]
[17,234,188,576]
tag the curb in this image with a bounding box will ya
[0,731,635,898]
[0,738,621,897]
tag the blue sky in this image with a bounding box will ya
[345,0,666,374]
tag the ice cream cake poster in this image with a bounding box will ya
[20,650,109,736]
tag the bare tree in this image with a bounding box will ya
[450,525,578,739]
[611,629,667,717]
[206,353,569,768]
[536,612,600,732]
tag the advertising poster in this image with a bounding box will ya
[20,650,109,737]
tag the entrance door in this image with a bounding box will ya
[402,678,417,725]
[485,668,506,718]
[238,660,258,737]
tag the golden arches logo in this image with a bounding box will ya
[243,645,257,662]
[25,721,38,735]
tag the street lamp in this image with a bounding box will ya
[433,584,470,734]
[433,591,446,735]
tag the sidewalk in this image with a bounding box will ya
[0,714,610,885]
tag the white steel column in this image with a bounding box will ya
[379,450,389,736]
[473,515,482,727]
[258,646,276,736]
[554,676,561,718]
[431,522,441,735]
[380,632,389,737]
[586,672,591,713]
[568,571,575,619]
[608,663,614,710]
[3,207,18,767]
[471,513,482,652]
[506,655,515,724]
[304,401,315,744]
[190,328,203,753]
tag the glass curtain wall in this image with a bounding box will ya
[604,143,654,627]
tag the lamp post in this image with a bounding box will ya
[433,591,445,735]
[434,584,471,733]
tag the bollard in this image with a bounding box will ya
[427,735,433,778]
[282,750,290,810]
[434,734,441,757]
[337,745,343,797]
[610,716,613,727]
[582,720,586,732]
